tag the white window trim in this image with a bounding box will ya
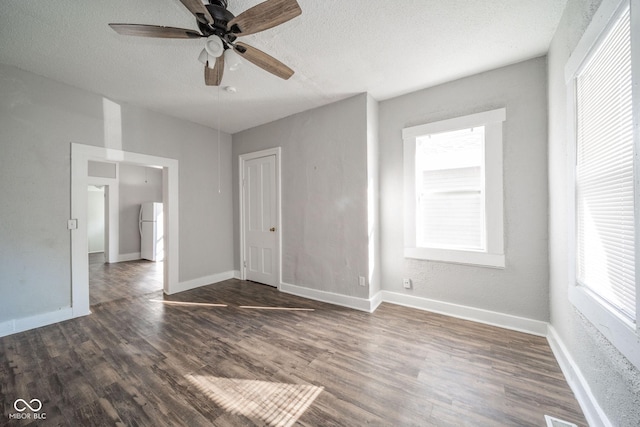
[403,108,506,269]
[565,0,640,371]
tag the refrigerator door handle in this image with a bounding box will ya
[139,206,143,236]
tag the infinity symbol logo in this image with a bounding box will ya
[13,398,42,412]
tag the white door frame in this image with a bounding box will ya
[71,143,179,317]
[239,147,282,286]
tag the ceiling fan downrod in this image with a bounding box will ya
[208,0,228,8]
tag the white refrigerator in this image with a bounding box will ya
[139,202,164,261]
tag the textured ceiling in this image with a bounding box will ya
[0,0,567,134]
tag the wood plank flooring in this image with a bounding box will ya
[0,279,587,426]
[89,252,162,306]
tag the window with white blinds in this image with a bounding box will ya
[416,128,484,250]
[575,4,635,322]
[403,108,505,268]
[566,0,640,370]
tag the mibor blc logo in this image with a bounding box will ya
[8,398,46,420]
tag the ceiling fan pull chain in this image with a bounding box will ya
[217,84,222,194]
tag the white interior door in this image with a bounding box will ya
[243,154,277,286]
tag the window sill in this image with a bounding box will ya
[404,247,505,269]
[569,284,639,371]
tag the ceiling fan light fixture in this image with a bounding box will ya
[199,48,219,69]
[198,48,209,65]
[204,35,224,58]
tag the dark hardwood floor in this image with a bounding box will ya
[89,252,163,306]
[1,276,587,426]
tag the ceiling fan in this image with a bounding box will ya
[109,0,302,86]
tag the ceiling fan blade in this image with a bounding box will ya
[109,24,203,39]
[205,55,225,86]
[178,0,215,25]
[233,42,294,80]
[227,0,301,37]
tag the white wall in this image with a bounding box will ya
[0,62,234,323]
[379,57,550,322]
[232,94,372,298]
[548,0,640,425]
[118,164,162,257]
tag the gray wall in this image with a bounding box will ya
[118,164,162,256]
[379,57,550,321]
[366,94,381,297]
[88,160,116,178]
[118,103,233,282]
[547,0,640,425]
[232,94,371,298]
[0,63,233,322]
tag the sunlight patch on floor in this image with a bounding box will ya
[149,299,227,307]
[238,306,315,311]
[186,375,323,427]
[149,300,314,311]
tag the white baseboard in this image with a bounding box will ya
[170,270,236,294]
[379,291,548,336]
[233,270,241,279]
[370,291,384,312]
[118,252,141,262]
[280,282,378,313]
[0,307,74,338]
[547,326,612,427]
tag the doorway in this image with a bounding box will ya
[71,143,179,318]
[86,165,165,306]
[87,184,105,261]
[239,147,281,287]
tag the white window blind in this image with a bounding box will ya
[575,5,635,321]
[403,108,505,268]
[415,127,484,251]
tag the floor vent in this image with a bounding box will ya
[545,415,578,427]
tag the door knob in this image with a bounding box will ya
[269,227,276,232]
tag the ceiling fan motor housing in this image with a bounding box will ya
[198,1,236,41]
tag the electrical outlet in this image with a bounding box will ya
[403,278,412,289]
[358,276,366,287]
